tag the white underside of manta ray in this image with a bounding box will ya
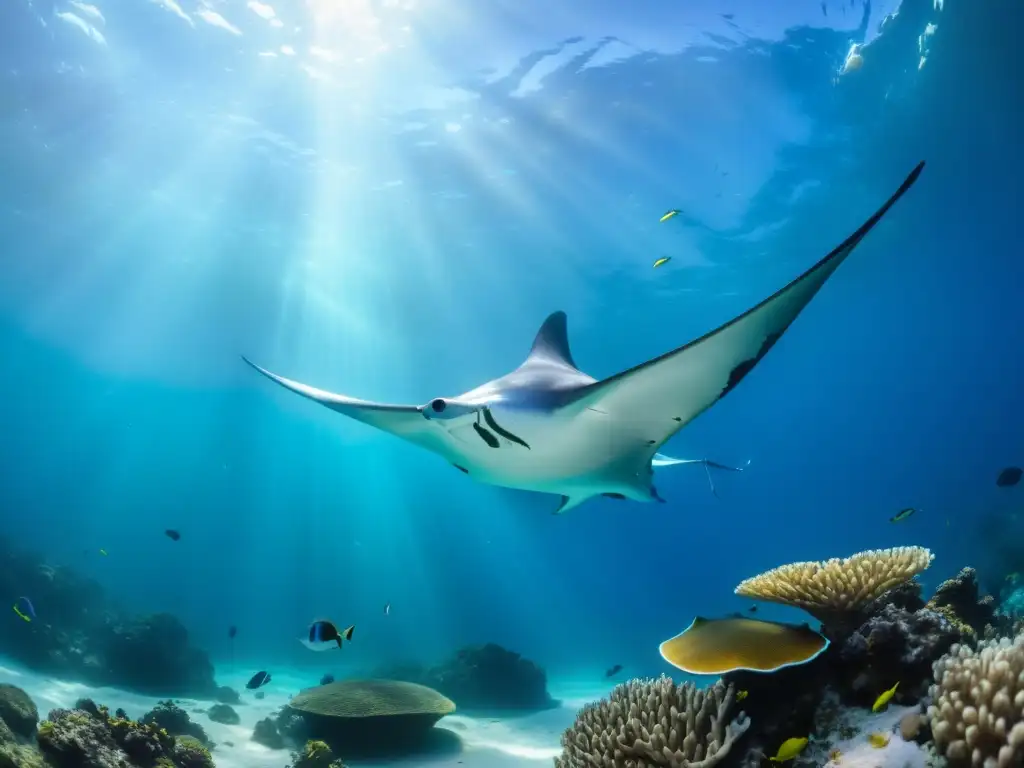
[244,161,924,514]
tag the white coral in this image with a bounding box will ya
[554,676,749,768]
[928,632,1024,768]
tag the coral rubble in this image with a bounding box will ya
[554,676,749,768]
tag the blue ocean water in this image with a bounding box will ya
[0,0,1021,712]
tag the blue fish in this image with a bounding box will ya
[13,596,35,622]
[300,620,355,652]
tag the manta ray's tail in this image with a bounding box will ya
[652,454,750,498]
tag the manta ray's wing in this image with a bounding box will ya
[242,357,429,439]
[570,161,924,447]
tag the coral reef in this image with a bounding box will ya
[554,676,749,768]
[141,701,212,747]
[374,643,555,711]
[928,632,1024,767]
[36,701,212,768]
[252,716,286,750]
[290,739,347,768]
[0,685,39,740]
[926,567,999,636]
[205,705,238,726]
[0,686,45,768]
[0,538,219,699]
[734,546,935,625]
[833,602,964,703]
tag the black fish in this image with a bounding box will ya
[320,673,335,686]
[890,507,917,523]
[246,671,271,690]
[605,664,623,678]
[997,467,1022,487]
[228,626,237,639]
[748,605,758,613]
[164,529,181,541]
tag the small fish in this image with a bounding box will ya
[228,626,237,639]
[770,737,808,762]
[246,671,271,690]
[828,747,842,764]
[320,673,335,686]
[996,466,1022,487]
[300,620,355,652]
[254,691,265,699]
[748,605,758,613]
[659,209,682,223]
[164,529,181,541]
[384,603,390,616]
[99,549,108,556]
[867,732,890,748]
[889,507,917,523]
[604,664,623,678]
[15,596,36,622]
[653,256,672,269]
[736,690,748,702]
[872,681,899,712]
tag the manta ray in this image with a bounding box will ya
[245,161,924,514]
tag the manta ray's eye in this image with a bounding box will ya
[430,399,447,413]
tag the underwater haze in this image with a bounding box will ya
[1,0,1023,747]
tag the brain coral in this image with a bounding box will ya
[554,676,749,768]
[928,632,1024,768]
[289,680,455,720]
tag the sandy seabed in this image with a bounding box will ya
[0,660,612,767]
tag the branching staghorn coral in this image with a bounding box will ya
[927,633,1024,768]
[554,676,749,768]
[733,547,934,623]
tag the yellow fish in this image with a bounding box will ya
[99,549,108,556]
[659,209,681,223]
[736,690,748,702]
[872,681,899,712]
[829,747,842,764]
[12,605,31,623]
[770,737,808,762]
[652,256,672,269]
[867,732,890,749]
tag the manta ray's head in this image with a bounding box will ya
[421,397,479,421]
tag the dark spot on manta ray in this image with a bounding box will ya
[602,493,626,500]
[721,330,784,398]
[483,408,530,450]
[453,464,469,474]
[472,422,500,448]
